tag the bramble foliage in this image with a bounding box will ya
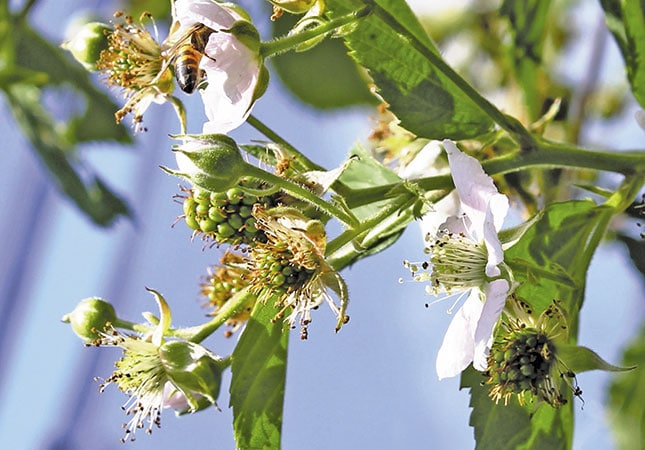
[5,0,643,448]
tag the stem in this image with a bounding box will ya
[246,114,323,172]
[363,0,534,148]
[326,192,419,260]
[189,290,256,343]
[260,5,372,58]
[244,163,359,228]
[345,141,645,206]
[15,0,39,21]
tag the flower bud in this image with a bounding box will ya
[158,340,225,413]
[61,22,111,71]
[62,297,117,341]
[169,135,247,193]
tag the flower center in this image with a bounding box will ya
[485,328,567,407]
[254,242,315,294]
[426,230,488,294]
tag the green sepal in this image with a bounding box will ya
[558,344,636,373]
[227,20,261,53]
[61,22,111,71]
[159,340,225,412]
[145,287,172,346]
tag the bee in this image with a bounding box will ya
[168,23,217,93]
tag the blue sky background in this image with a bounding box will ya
[0,1,643,449]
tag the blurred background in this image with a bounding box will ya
[0,0,643,449]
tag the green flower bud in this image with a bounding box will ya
[62,297,117,341]
[61,22,111,71]
[158,341,225,414]
[168,135,246,193]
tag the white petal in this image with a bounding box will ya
[417,192,460,238]
[482,201,505,277]
[636,109,645,130]
[173,0,239,30]
[436,290,482,379]
[442,140,508,238]
[199,34,260,134]
[439,214,470,236]
[398,140,444,179]
[472,279,509,371]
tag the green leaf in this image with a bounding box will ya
[608,320,645,450]
[325,0,494,139]
[504,200,614,318]
[12,23,131,143]
[271,14,374,108]
[558,344,635,373]
[230,300,289,450]
[4,84,131,226]
[500,0,552,119]
[329,144,413,266]
[460,367,573,450]
[616,234,645,278]
[600,0,645,108]
[464,199,621,450]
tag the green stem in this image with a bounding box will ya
[243,163,359,228]
[363,0,534,148]
[326,192,419,261]
[260,5,372,58]
[345,141,645,208]
[189,290,256,344]
[246,114,323,172]
[15,0,39,21]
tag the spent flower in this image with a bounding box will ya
[406,140,511,379]
[249,206,349,339]
[200,251,256,336]
[82,289,224,441]
[484,296,579,407]
[94,12,174,128]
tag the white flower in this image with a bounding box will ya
[406,140,511,379]
[172,0,263,134]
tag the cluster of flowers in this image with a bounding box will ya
[62,0,587,442]
[63,0,356,440]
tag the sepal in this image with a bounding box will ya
[61,22,111,71]
[159,341,226,413]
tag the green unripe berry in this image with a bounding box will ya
[199,218,217,233]
[228,214,244,230]
[185,214,200,230]
[196,203,210,216]
[208,207,226,222]
[183,197,197,216]
[272,273,286,286]
[217,223,236,238]
[238,205,253,218]
[226,188,244,204]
